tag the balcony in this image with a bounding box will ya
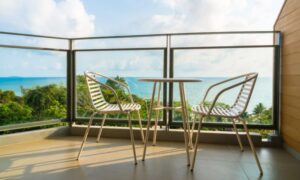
[0,31,281,131]
[1,0,300,178]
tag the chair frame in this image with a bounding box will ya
[190,72,263,175]
[76,71,145,164]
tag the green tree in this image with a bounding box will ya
[253,103,266,124]
[106,76,127,92]
[0,90,22,104]
[0,102,32,125]
[253,103,266,115]
[23,84,66,120]
[76,75,93,117]
[241,112,249,119]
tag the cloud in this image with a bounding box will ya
[151,0,283,32]
[148,0,284,77]
[152,0,187,9]
[173,48,274,77]
[0,0,95,37]
[0,0,72,77]
[0,49,66,77]
[0,0,284,78]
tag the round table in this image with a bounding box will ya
[139,78,202,166]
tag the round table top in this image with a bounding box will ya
[139,77,202,83]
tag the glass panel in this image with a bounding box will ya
[171,33,274,47]
[76,50,164,124]
[0,48,67,127]
[172,48,273,125]
[75,36,166,49]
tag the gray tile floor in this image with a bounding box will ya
[0,136,299,180]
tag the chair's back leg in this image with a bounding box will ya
[152,110,160,146]
[96,113,107,143]
[77,112,96,160]
[241,120,263,175]
[191,114,196,139]
[232,119,244,151]
[137,110,145,143]
[189,114,197,149]
[128,112,138,165]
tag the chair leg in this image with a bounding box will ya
[190,115,204,171]
[77,112,96,160]
[142,82,157,161]
[153,82,161,146]
[128,112,138,165]
[137,110,145,143]
[152,110,159,146]
[96,114,107,143]
[241,120,263,175]
[232,119,243,151]
[189,114,196,149]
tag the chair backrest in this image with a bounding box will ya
[231,73,258,115]
[84,72,109,111]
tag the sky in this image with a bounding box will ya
[0,0,284,77]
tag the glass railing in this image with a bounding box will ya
[0,31,281,133]
[0,32,69,133]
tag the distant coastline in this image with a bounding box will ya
[0,76,272,112]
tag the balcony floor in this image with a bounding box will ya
[0,136,300,180]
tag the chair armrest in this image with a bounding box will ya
[91,72,134,103]
[205,76,255,115]
[201,73,255,104]
[86,75,124,111]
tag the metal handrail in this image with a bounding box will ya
[0,30,279,40]
[0,31,69,40]
[70,31,280,40]
[0,44,68,51]
[0,31,280,51]
[74,47,165,52]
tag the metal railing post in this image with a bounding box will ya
[163,48,168,126]
[168,47,174,127]
[67,39,75,127]
[273,32,282,134]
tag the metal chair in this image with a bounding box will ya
[77,71,145,164]
[190,72,263,175]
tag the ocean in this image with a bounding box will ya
[0,77,272,113]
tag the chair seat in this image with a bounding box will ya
[192,104,240,117]
[98,103,141,113]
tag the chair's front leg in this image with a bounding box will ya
[179,82,191,166]
[232,119,243,151]
[96,113,107,143]
[153,82,161,146]
[241,120,263,175]
[142,82,157,161]
[77,112,97,160]
[128,112,138,165]
[190,114,204,171]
